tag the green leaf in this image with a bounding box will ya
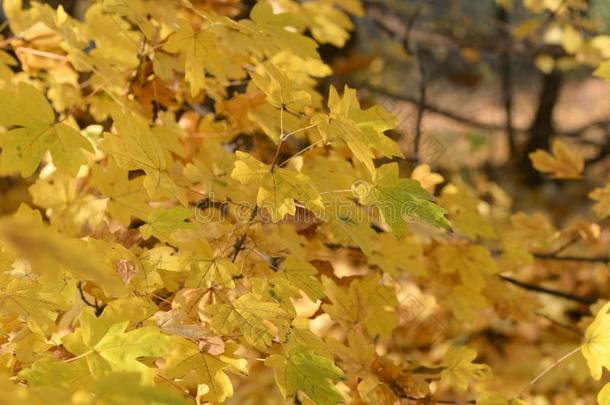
[353,163,450,235]
[265,345,345,405]
[139,207,195,242]
[62,308,171,384]
[0,82,92,176]
[272,256,324,302]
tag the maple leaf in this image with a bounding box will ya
[0,217,117,288]
[441,346,491,391]
[438,181,496,240]
[29,170,106,235]
[240,1,319,59]
[302,1,355,47]
[250,63,312,114]
[353,163,450,235]
[165,338,247,403]
[369,232,426,278]
[62,308,171,383]
[411,163,444,193]
[101,110,187,206]
[102,0,155,40]
[155,309,212,341]
[184,256,240,289]
[589,184,610,219]
[91,161,151,225]
[0,82,92,176]
[164,20,242,97]
[93,372,192,405]
[265,345,345,405]
[529,139,584,179]
[437,244,498,291]
[445,284,488,322]
[582,300,610,380]
[326,329,375,376]
[322,273,398,338]
[231,151,324,222]
[207,293,287,349]
[139,207,195,242]
[304,154,376,254]
[271,256,324,302]
[0,274,67,334]
[313,86,402,174]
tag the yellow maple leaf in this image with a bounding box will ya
[91,160,151,225]
[582,300,610,380]
[313,86,402,175]
[445,284,488,322]
[411,164,444,193]
[165,338,247,404]
[101,109,187,205]
[528,139,584,179]
[164,19,243,97]
[231,151,323,222]
[369,232,426,278]
[207,293,287,349]
[589,184,610,219]
[250,63,312,114]
[322,273,398,338]
[438,181,496,240]
[437,244,498,291]
[441,346,491,391]
[0,82,92,176]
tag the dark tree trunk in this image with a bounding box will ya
[521,70,563,184]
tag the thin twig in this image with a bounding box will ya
[499,275,595,305]
[533,253,610,264]
[77,281,106,316]
[412,44,427,162]
[517,345,580,397]
[401,3,426,162]
[230,207,259,263]
[362,83,510,132]
[269,105,286,172]
[534,311,582,336]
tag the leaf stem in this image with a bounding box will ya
[517,345,581,398]
[269,105,286,172]
[279,138,327,167]
[281,123,317,141]
[63,349,94,363]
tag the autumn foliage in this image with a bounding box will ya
[0,0,609,404]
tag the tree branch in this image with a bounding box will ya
[361,83,511,132]
[533,253,610,264]
[77,281,106,316]
[499,275,595,305]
